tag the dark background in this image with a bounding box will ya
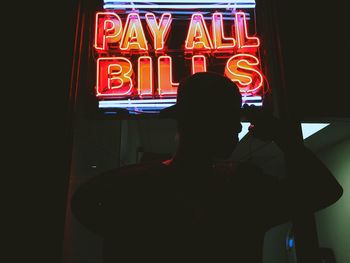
[274,0,350,119]
[15,1,349,263]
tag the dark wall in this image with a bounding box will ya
[275,0,350,119]
[32,1,82,262]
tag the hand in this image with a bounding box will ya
[241,104,283,141]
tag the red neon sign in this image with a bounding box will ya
[120,13,148,51]
[94,11,265,99]
[225,54,263,94]
[96,57,133,97]
[212,13,236,50]
[145,13,172,51]
[95,12,123,51]
[185,13,213,50]
[138,56,153,97]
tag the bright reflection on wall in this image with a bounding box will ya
[238,122,250,141]
[238,122,330,141]
[301,123,330,139]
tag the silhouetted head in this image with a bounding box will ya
[162,72,242,159]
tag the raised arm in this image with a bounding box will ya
[276,133,342,209]
[244,106,343,227]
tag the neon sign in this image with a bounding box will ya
[95,1,265,113]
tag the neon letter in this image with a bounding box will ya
[138,56,153,97]
[158,56,179,97]
[192,55,207,74]
[225,54,263,95]
[235,12,260,51]
[120,13,148,51]
[96,57,134,98]
[212,13,235,50]
[185,13,213,50]
[145,13,172,51]
[95,12,123,51]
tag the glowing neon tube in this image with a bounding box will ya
[103,4,256,10]
[104,0,255,3]
[241,96,261,101]
[100,99,177,104]
[99,100,262,108]
[99,102,175,108]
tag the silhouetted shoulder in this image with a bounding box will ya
[70,161,167,235]
[213,160,266,183]
[212,161,288,229]
[100,160,166,178]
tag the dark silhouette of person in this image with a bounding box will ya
[71,72,343,263]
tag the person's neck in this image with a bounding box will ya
[164,143,214,171]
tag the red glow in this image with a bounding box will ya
[94,11,265,100]
[158,56,179,97]
[145,13,172,51]
[138,56,153,97]
[120,13,148,51]
[185,13,213,50]
[96,57,133,97]
[212,13,236,50]
[225,54,263,95]
[235,12,260,51]
[192,55,207,74]
[94,12,123,51]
